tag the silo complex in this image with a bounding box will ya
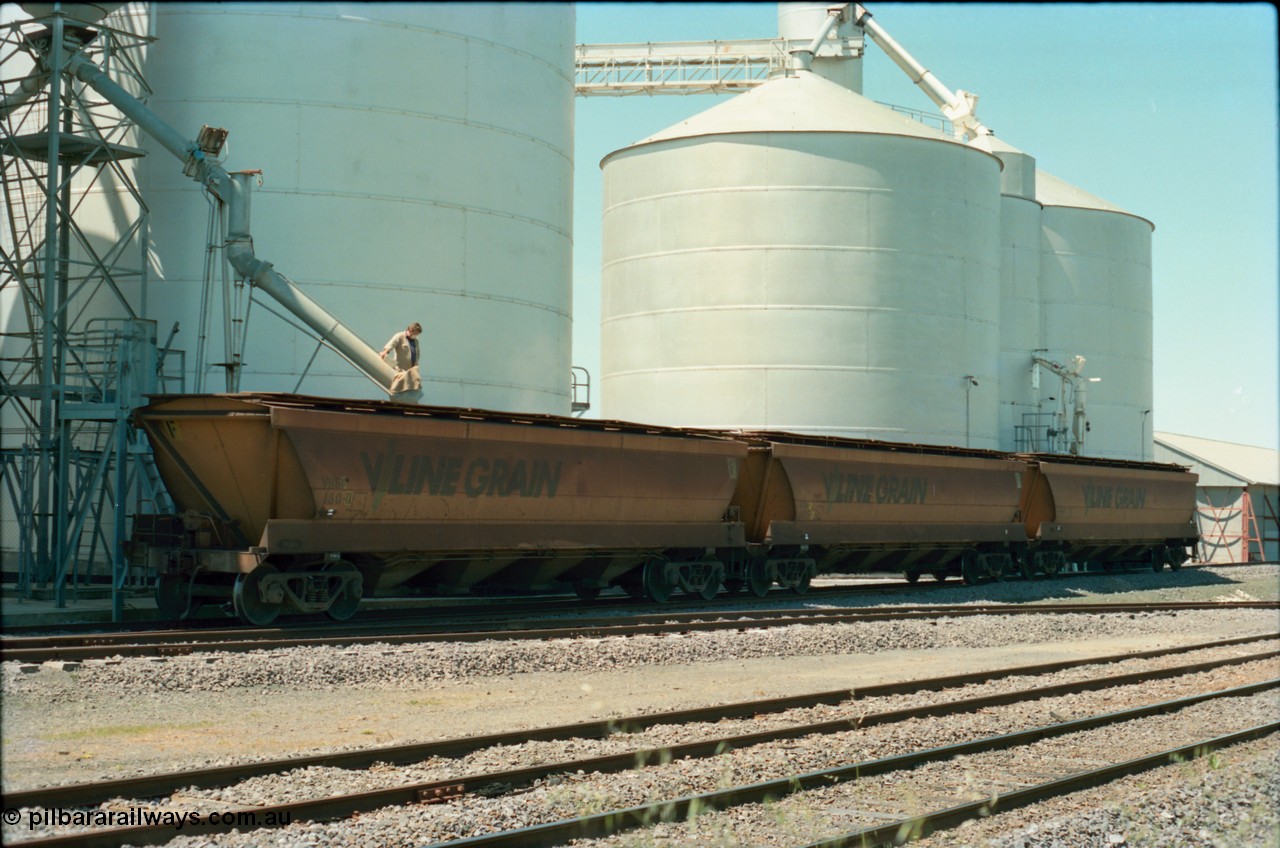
[600,71,1002,446]
[1037,171,1154,460]
[126,3,574,413]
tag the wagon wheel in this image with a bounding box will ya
[1018,553,1035,581]
[788,568,812,595]
[931,571,949,582]
[722,578,746,596]
[689,562,721,602]
[233,563,282,626]
[746,559,772,597]
[1150,546,1168,573]
[1038,551,1062,578]
[324,561,363,622]
[961,550,982,585]
[155,573,201,621]
[904,570,921,585]
[642,559,674,603]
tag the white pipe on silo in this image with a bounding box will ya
[790,4,845,70]
[852,3,991,141]
[0,67,49,119]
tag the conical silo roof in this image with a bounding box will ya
[605,70,976,162]
[1036,169,1153,230]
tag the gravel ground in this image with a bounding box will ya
[1,564,1276,847]
[916,736,1279,848]
[11,668,1272,846]
[7,608,1277,697]
[561,694,1279,848]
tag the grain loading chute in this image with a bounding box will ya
[39,31,415,401]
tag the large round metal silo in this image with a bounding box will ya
[971,134,1043,452]
[128,3,573,412]
[600,70,1002,447]
[1037,170,1154,460]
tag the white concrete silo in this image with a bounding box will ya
[1037,171,1154,460]
[600,70,1003,446]
[126,3,574,412]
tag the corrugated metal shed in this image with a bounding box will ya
[1155,432,1279,563]
[1153,433,1279,487]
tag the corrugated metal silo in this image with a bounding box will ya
[1037,170,1154,460]
[971,134,1043,452]
[127,2,574,412]
[600,70,1003,446]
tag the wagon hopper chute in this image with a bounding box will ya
[130,393,748,623]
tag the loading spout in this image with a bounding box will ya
[851,3,993,142]
[59,48,413,401]
[1034,355,1093,456]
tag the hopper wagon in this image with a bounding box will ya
[730,433,1030,586]
[728,435,1199,586]
[128,393,749,624]
[128,394,1201,625]
[1018,455,1199,575]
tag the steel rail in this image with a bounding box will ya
[0,580,919,639]
[5,601,1275,664]
[9,632,1274,811]
[2,562,1227,638]
[5,643,1277,847]
[416,681,1280,848]
[799,722,1280,847]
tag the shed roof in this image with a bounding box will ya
[1153,432,1280,486]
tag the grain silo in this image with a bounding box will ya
[115,3,575,413]
[599,69,1002,446]
[969,134,1043,453]
[1037,170,1154,460]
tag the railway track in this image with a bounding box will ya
[4,601,1275,664]
[6,561,1224,639]
[5,633,1277,848]
[0,578,925,638]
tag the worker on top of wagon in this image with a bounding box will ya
[380,322,422,372]
[380,322,423,395]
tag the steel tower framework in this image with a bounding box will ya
[1,4,175,618]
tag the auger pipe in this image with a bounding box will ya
[790,4,851,72]
[0,67,51,120]
[850,3,992,141]
[60,49,403,397]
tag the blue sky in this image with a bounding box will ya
[572,3,1279,450]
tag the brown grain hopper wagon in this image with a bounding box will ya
[730,433,1030,585]
[1018,455,1198,574]
[130,394,748,623]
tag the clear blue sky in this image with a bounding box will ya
[572,3,1279,451]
